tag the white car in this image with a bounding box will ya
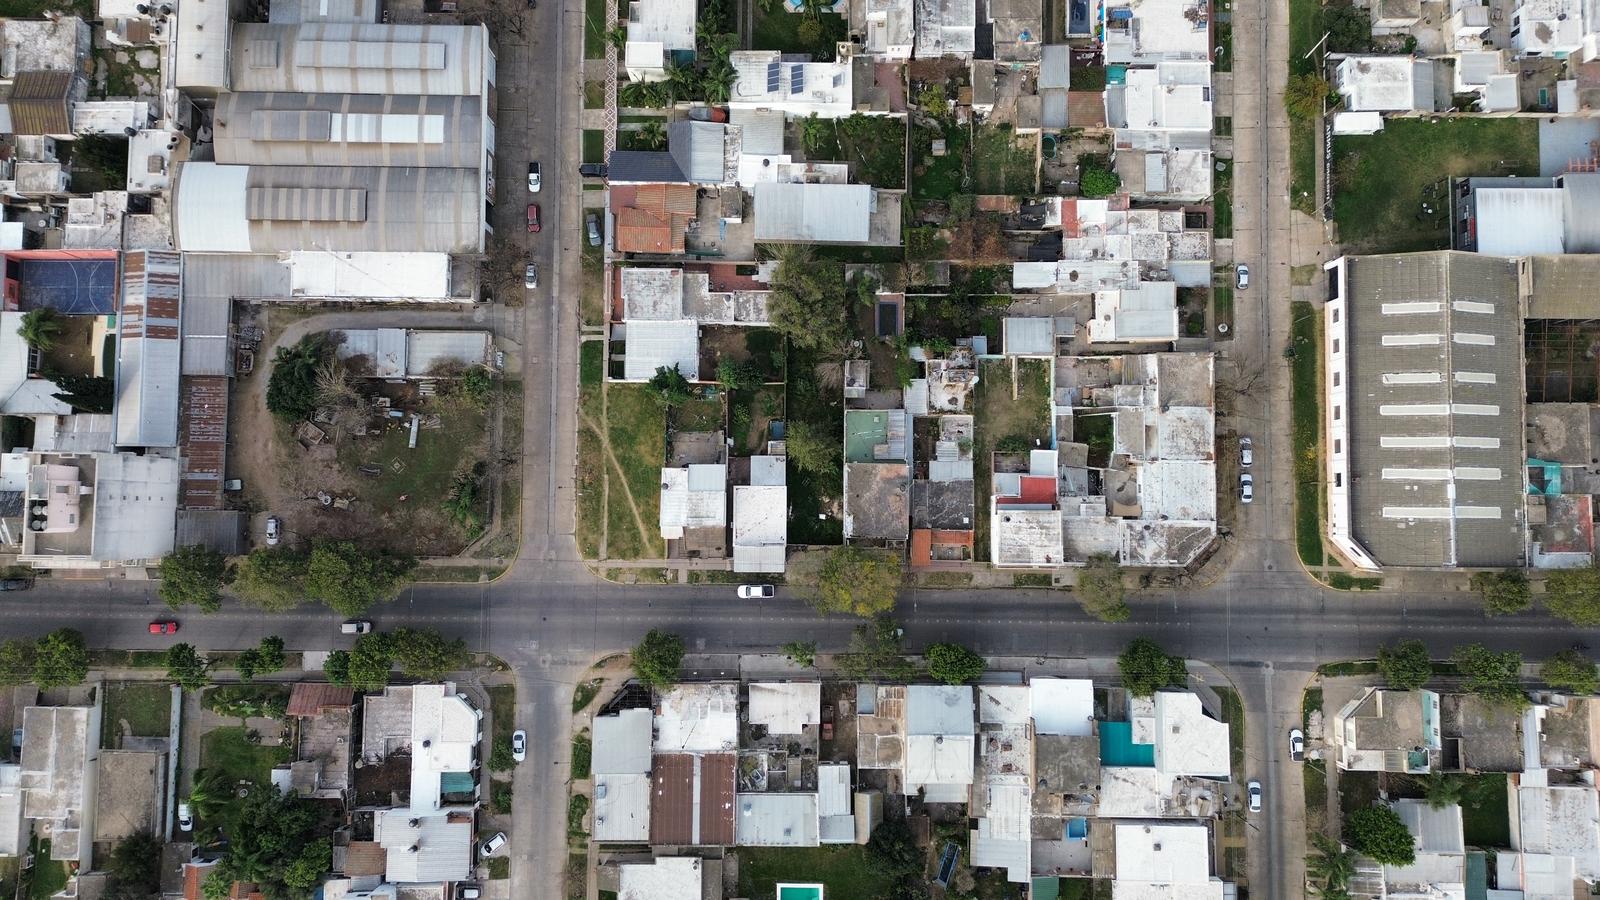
[1289,728,1306,762]
[1239,473,1254,504]
[1247,780,1262,812]
[1239,436,1253,468]
[524,263,539,289]
[341,620,372,635]
[737,584,775,599]
[177,802,193,831]
[480,832,507,858]
[1236,264,1250,290]
[264,516,282,546]
[511,729,527,763]
[527,162,541,193]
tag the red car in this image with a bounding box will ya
[526,203,541,233]
[148,621,179,635]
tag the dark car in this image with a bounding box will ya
[526,203,541,233]
[0,578,31,592]
[578,163,607,178]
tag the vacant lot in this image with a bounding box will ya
[973,358,1053,561]
[799,115,907,189]
[972,125,1037,195]
[737,846,896,900]
[786,370,844,545]
[911,121,968,200]
[201,726,291,790]
[605,385,668,559]
[1332,118,1538,252]
[101,683,171,749]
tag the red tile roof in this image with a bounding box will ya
[286,682,355,717]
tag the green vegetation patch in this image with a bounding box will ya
[1289,301,1324,567]
[786,370,844,545]
[101,683,172,748]
[911,121,969,200]
[1327,573,1382,590]
[584,81,607,109]
[972,125,1037,195]
[584,0,607,58]
[974,358,1053,561]
[1290,116,1318,217]
[752,7,848,59]
[737,846,897,900]
[604,384,669,559]
[800,115,907,189]
[488,684,517,748]
[1458,773,1511,847]
[582,129,605,164]
[334,403,488,554]
[572,731,593,780]
[200,726,293,790]
[1213,160,1233,238]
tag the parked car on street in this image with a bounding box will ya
[524,263,540,289]
[1247,780,1262,812]
[737,584,775,599]
[480,832,507,857]
[1239,436,1253,468]
[527,162,541,192]
[578,163,607,178]
[526,203,541,233]
[148,621,179,635]
[0,579,32,592]
[1236,264,1250,290]
[1239,473,1254,504]
[586,213,601,247]
[1289,728,1305,761]
[512,730,527,762]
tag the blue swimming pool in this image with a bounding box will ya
[1099,721,1155,767]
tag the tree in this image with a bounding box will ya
[866,817,923,878]
[1080,163,1121,198]
[1545,565,1600,625]
[51,374,114,414]
[236,635,286,683]
[809,547,902,618]
[187,769,228,823]
[18,308,62,351]
[647,365,694,407]
[165,643,210,691]
[389,628,469,680]
[480,232,529,298]
[783,420,840,476]
[324,649,352,686]
[781,640,817,668]
[716,357,759,391]
[33,628,88,689]
[1471,569,1530,616]
[619,78,672,108]
[1306,834,1357,898]
[1117,638,1187,696]
[767,247,850,352]
[631,629,685,688]
[636,121,667,150]
[106,831,163,900]
[796,16,823,45]
[233,547,308,611]
[159,544,230,613]
[1377,639,1432,690]
[925,643,985,685]
[837,616,915,681]
[0,638,35,686]
[1452,643,1525,707]
[305,541,414,616]
[266,335,328,423]
[1421,771,1462,810]
[1285,73,1333,120]
[206,787,330,899]
[1344,805,1416,866]
[339,633,399,692]
[1075,554,1129,622]
[1541,648,1599,695]
[1325,3,1373,52]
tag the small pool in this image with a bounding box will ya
[778,885,824,900]
[1099,721,1155,767]
[1067,817,1088,840]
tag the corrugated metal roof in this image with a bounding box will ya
[753,182,872,243]
[668,120,730,183]
[7,71,73,136]
[405,330,490,375]
[229,23,489,96]
[287,683,355,717]
[174,509,243,555]
[115,250,183,448]
[212,92,482,168]
[608,150,688,184]
[1040,44,1070,87]
[622,319,699,381]
[374,810,472,883]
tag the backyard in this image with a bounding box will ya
[1332,118,1539,252]
[101,682,171,749]
[201,726,292,792]
[799,115,907,189]
[972,125,1038,195]
[752,5,848,59]
[911,120,969,200]
[1289,301,1323,566]
[737,846,896,900]
[973,358,1054,561]
[786,368,844,545]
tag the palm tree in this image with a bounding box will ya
[604,22,628,48]
[636,121,667,150]
[1422,771,1462,809]
[663,62,700,104]
[187,768,229,822]
[1306,834,1356,896]
[18,308,62,352]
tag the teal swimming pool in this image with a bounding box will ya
[777,884,824,900]
[1099,721,1155,767]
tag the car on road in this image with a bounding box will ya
[578,163,607,178]
[1247,780,1262,812]
[526,203,541,233]
[458,887,482,900]
[0,578,31,592]
[512,729,527,762]
[527,162,541,193]
[737,584,776,599]
[341,620,372,635]
[1236,264,1250,290]
[148,621,179,635]
[524,262,540,289]
[265,515,281,545]
[1239,436,1253,468]
[480,832,507,858]
[1239,473,1254,504]
[586,212,601,247]
[178,802,193,831]
[1289,728,1305,761]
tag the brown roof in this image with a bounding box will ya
[287,682,355,717]
[635,183,697,216]
[651,753,695,845]
[616,207,679,254]
[179,376,229,509]
[341,841,386,877]
[612,183,696,254]
[699,752,736,846]
[182,863,218,900]
[7,71,73,136]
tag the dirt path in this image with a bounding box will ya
[577,404,652,559]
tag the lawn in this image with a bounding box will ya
[1289,301,1323,567]
[1214,686,1246,778]
[572,732,592,779]
[582,129,605,164]
[488,684,516,749]
[201,726,292,791]
[1213,159,1233,238]
[1290,116,1318,217]
[101,683,172,749]
[786,369,844,545]
[800,115,907,189]
[737,846,897,900]
[731,386,784,454]
[972,125,1038,195]
[1459,773,1511,847]
[26,839,67,900]
[581,240,605,327]
[1212,286,1234,339]
[334,404,488,553]
[604,384,668,559]
[584,0,607,58]
[751,7,848,60]
[584,80,607,109]
[1289,0,1322,77]
[671,397,724,432]
[1332,118,1539,252]
[911,121,969,200]
[973,358,1053,562]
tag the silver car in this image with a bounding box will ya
[1239,473,1254,504]
[524,263,540,289]
[480,832,507,857]
[1239,436,1253,468]
[586,213,602,247]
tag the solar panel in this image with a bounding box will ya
[790,64,804,94]
[766,61,780,92]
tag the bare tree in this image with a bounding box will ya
[1215,352,1268,410]
[480,233,526,301]
[457,0,527,39]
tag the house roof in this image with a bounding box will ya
[287,683,356,717]
[1031,678,1094,736]
[623,319,699,382]
[656,683,738,752]
[619,857,702,900]
[1336,56,1435,112]
[748,682,820,734]
[594,772,651,842]
[374,809,473,883]
[7,70,74,136]
[114,250,183,449]
[608,150,689,184]
[1152,692,1229,779]
[650,752,737,845]
[753,182,873,244]
[735,792,820,846]
[733,482,786,573]
[593,707,653,774]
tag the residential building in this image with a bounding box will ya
[1106,62,1213,133]
[990,449,1064,568]
[1510,0,1586,56]
[281,683,355,803]
[616,265,771,382]
[1333,56,1438,112]
[19,704,99,867]
[751,182,903,246]
[1321,252,1527,570]
[749,682,821,735]
[373,808,474,884]
[660,463,729,542]
[652,684,738,846]
[729,51,856,118]
[1506,780,1600,887]
[1454,50,1520,111]
[1086,282,1179,343]
[914,0,976,57]
[1384,800,1467,898]
[624,0,697,81]
[903,685,975,801]
[359,684,480,811]
[1142,691,1229,779]
[114,250,182,449]
[18,452,180,570]
[1330,688,1442,773]
[1454,174,1600,256]
[843,408,912,543]
[618,857,706,900]
[851,0,914,59]
[1100,0,1211,64]
[970,686,1032,882]
[732,454,787,573]
[1111,823,1225,900]
[593,707,653,843]
[0,18,93,143]
[988,0,1043,61]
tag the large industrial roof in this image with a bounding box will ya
[229,23,490,96]
[1340,252,1527,567]
[211,92,485,169]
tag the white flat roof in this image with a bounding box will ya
[620,857,702,900]
[1032,678,1094,736]
[749,682,820,734]
[736,792,820,846]
[593,708,653,774]
[655,683,738,753]
[92,453,180,562]
[1475,187,1567,255]
[594,772,651,843]
[1154,692,1230,779]
[289,252,452,299]
[409,684,478,811]
[753,183,873,243]
[623,319,700,382]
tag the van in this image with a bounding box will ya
[341,620,372,635]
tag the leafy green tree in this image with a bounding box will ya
[619,78,671,108]
[388,628,469,680]
[51,374,114,414]
[106,831,163,900]
[1541,648,1599,695]
[266,335,328,422]
[767,246,850,352]
[1545,565,1600,625]
[201,873,229,900]
[1080,164,1121,198]
[159,544,230,613]
[866,817,923,877]
[1377,639,1433,690]
[1325,3,1373,52]
[1076,554,1129,622]
[235,635,286,683]
[781,640,817,668]
[783,420,839,476]
[1452,643,1525,707]
[33,628,88,689]
[207,788,331,898]
[305,541,414,616]
[1421,771,1462,810]
[1471,569,1531,616]
[340,633,398,692]
[165,643,210,691]
[925,643,985,685]
[631,629,685,688]
[1285,73,1334,120]
[1344,805,1416,866]
[324,649,351,686]
[1306,834,1356,898]
[1117,638,1187,696]
[18,308,62,351]
[647,365,694,407]
[233,547,308,611]
[0,638,36,686]
[810,547,902,618]
[281,840,332,895]
[837,616,915,682]
[716,357,759,391]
